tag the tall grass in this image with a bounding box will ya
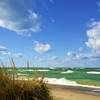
[0,60,53,100]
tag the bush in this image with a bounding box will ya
[0,68,53,100]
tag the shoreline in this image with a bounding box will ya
[17,77,100,89]
[50,84,100,96]
[42,77,100,89]
[51,84,100,100]
[16,77,100,96]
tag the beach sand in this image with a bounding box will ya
[51,85,100,100]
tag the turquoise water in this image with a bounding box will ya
[7,68,100,86]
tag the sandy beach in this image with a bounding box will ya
[51,85,100,100]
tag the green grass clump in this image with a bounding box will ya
[0,67,53,100]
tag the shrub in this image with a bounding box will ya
[0,68,53,100]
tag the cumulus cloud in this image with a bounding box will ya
[66,48,99,63]
[67,21,100,62]
[34,41,51,53]
[85,21,100,56]
[65,2,100,66]
[65,2,100,65]
[0,0,40,36]
[66,50,85,61]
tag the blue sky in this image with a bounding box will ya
[0,0,100,67]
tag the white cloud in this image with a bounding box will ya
[0,51,23,58]
[66,51,75,61]
[67,51,73,57]
[34,41,51,53]
[0,45,7,51]
[33,56,45,62]
[0,44,23,58]
[46,56,66,67]
[78,47,84,53]
[65,25,100,66]
[10,52,23,58]
[66,48,99,63]
[33,55,65,67]
[85,21,100,57]
[66,50,86,61]
[64,2,100,67]
[49,56,58,60]
[0,0,40,36]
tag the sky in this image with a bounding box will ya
[0,0,100,67]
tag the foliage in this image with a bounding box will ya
[0,66,53,100]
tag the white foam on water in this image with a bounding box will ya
[35,70,49,72]
[17,73,27,76]
[38,78,78,86]
[87,71,100,74]
[61,70,73,74]
[21,69,34,72]
[18,70,25,72]
[38,77,100,89]
[19,69,49,72]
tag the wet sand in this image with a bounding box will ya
[51,85,100,100]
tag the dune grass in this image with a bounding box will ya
[0,60,53,100]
